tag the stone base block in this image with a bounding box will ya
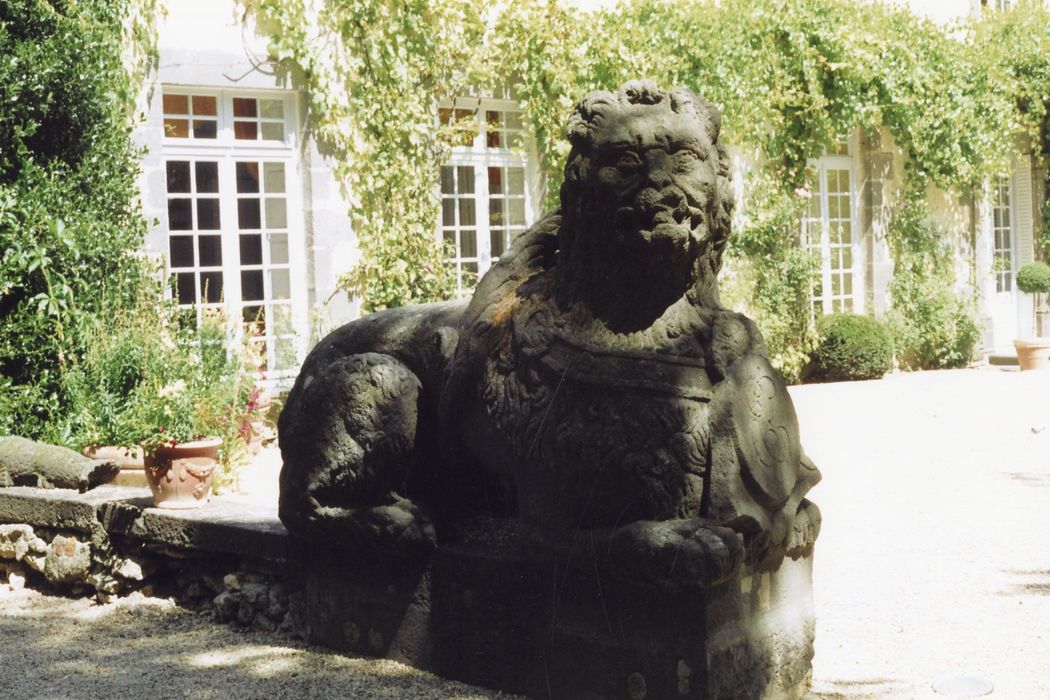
[300,518,815,700]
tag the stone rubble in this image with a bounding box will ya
[0,518,303,640]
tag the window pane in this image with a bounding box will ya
[167,199,192,230]
[488,167,503,194]
[489,199,503,225]
[263,163,286,193]
[163,94,189,114]
[508,199,526,226]
[234,121,258,140]
[164,119,189,138]
[458,198,476,226]
[442,199,455,226]
[460,229,477,257]
[268,234,288,264]
[241,270,264,301]
[259,99,283,118]
[169,236,194,267]
[195,162,219,193]
[166,162,191,193]
[233,98,257,118]
[457,166,474,194]
[440,166,455,194]
[200,271,223,303]
[198,235,222,266]
[275,337,296,370]
[192,95,216,116]
[487,130,501,149]
[491,229,506,257]
[506,111,523,130]
[242,305,264,323]
[238,199,261,229]
[265,198,287,229]
[271,269,290,299]
[174,272,196,304]
[197,199,220,230]
[508,167,525,194]
[193,120,217,139]
[240,235,262,265]
[236,162,260,193]
[261,122,284,141]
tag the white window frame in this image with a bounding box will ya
[159,87,309,380]
[438,97,535,294]
[991,175,1015,294]
[803,142,862,317]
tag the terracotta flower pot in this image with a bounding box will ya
[143,438,220,509]
[1013,338,1050,371]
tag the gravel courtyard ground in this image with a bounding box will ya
[796,367,1050,699]
[1,366,1048,699]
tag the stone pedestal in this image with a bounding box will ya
[299,517,816,700]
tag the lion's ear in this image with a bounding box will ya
[567,91,616,148]
[706,103,722,143]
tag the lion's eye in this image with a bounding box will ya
[671,150,702,172]
[615,151,642,170]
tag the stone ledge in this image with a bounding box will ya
[0,486,287,564]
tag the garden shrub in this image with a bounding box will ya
[1016,261,1050,295]
[0,0,150,441]
[885,183,981,370]
[727,177,818,383]
[804,314,893,382]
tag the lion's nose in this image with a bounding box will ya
[644,151,673,188]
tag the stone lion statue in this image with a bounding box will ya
[278,81,820,587]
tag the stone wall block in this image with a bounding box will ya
[113,556,153,582]
[42,534,92,584]
[0,524,35,560]
[213,590,240,622]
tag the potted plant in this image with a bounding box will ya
[1013,261,1050,371]
[62,288,161,483]
[129,315,260,508]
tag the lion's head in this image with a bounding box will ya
[554,81,734,329]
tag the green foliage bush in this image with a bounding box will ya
[62,290,260,490]
[804,314,893,382]
[885,184,981,370]
[0,0,150,441]
[1016,261,1050,295]
[726,176,817,383]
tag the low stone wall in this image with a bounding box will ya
[0,485,303,637]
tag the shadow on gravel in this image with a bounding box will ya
[998,569,1050,597]
[1002,471,1050,487]
[0,591,505,700]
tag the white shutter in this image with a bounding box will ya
[1013,155,1035,267]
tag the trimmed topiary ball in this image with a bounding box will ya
[1016,261,1050,295]
[804,313,893,382]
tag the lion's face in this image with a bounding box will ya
[589,115,717,257]
[553,83,734,326]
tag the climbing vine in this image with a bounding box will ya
[248,0,1050,372]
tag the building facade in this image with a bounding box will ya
[136,0,1045,381]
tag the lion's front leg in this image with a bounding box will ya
[558,518,744,589]
[278,352,435,550]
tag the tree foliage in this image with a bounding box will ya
[0,0,155,439]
